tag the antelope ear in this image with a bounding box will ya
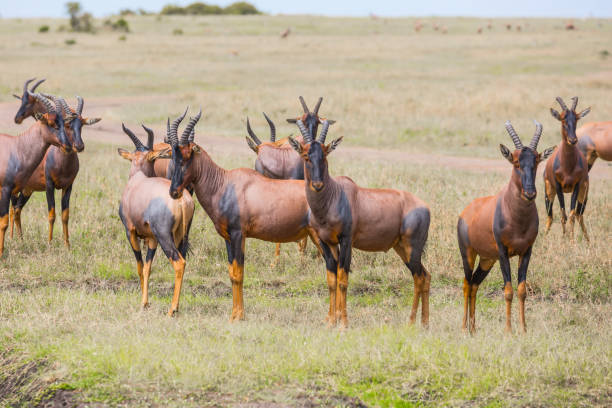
[326,136,343,153]
[577,107,591,119]
[12,94,21,99]
[499,144,514,164]
[191,144,201,153]
[117,148,132,161]
[245,136,259,153]
[288,136,302,153]
[286,118,297,124]
[539,146,556,161]
[147,147,170,161]
[550,108,562,121]
[83,117,102,125]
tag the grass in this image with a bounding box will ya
[0,14,611,407]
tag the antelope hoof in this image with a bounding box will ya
[167,308,178,317]
[141,302,150,310]
[325,315,337,328]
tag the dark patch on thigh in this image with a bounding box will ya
[337,189,352,238]
[457,216,470,248]
[219,184,241,232]
[4,153,21,191]
[143,197,175,232]
[402,207,430,267]
[492,196,505,249]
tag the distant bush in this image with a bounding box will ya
[65,38,76,45]
[173,28,184,35]
[103,17,130,32]
[118,35,127,41]
[119,9,135,16]
[65,2,95,32]
[160,2,260,16]
[38,25,50,33]
[224,2,260,15]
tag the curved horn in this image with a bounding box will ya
[556,97,568,111]
[166,118,178,146]
[262,112,276,142]
[76,95,84,115]
[189,128,195,143]
[298,96,309,114]
[171,107,188,143]
[142,124,155,150]
[504,120,523,150]
[30,78,45,92]
[180,108,201,145]
[296,119,313,143]
[122,123,145,150]
[529,120,543,150]
[30,93,55,115]
[57,97,75,119]
[246,117,262,145]
[23,78,35,94]
[570,96,578,112]
[312,97,323,115]
[317,120,331,143]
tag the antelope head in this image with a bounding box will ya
[286,96,335,142]
[118,123,170,178]
[550,96,591,145]
[30,93,73,153]
[42,94,101,153]
[168,107,202,199]
[13,77,45,124]
[500,120,555,201]
[288,119,342,192]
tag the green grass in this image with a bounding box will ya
[0,14,611,407]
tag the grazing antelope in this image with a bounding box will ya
[167,107,321,322]
[577,121,612,171]
[13,77,46,124]
[10,94,101,246]
[543,97,591,240]
[458,121,554,334]
[0,94,72,256]
[288,120,431,329]
[118,123,194,316]
[246,97,334,266]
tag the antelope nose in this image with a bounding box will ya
[524,191,536,200]
[170,190,180,199]
[311,181,323,191]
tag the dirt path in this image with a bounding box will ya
[1,100,610,180]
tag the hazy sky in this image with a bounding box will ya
[1,0,611,18]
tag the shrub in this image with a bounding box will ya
[65,39,76,45]
[119,9,135,16]
[38,25,50,33]
[185,2,223,15]
[173,28,184,35]
[161,5,187,15]
[118,35,127,41]
[65,2,95,32]
[224,2,260,15]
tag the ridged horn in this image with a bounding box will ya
[299,96,309,114]
[296,119,313,143]
[262,112,276,142]
[122,123,145,150]
[189,128,195,143]
[180,108,201,145]
[23,78,35,94]
[313,97,323,115]
[171,107,188,143]
[142,124,155,150]
[166,118,178,146]
[556,97,568,111]
[504,120,523,150]
[30,78,45,92]
[76,95,84,115]
[317,120,331,143]
[529,120,543,150]
[30,92,55,115]
[246,117,262,145]
[164,118,171,144]
[570,96,578,112]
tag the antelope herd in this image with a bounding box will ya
[2,79,610,333]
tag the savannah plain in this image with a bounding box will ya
[0,14,610,407]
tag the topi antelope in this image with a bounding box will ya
[13,78,46,124]
[288,120,431,329]
[543,97,591,240]
[10,93,100,246]
[458,121,554,334]
[167,107,322,322]
[0,93,72,256]
[118,123,194,316]
[577,121,612,171]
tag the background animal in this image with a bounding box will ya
[543,96,591,240]
[118,123,194,316]
[577,121,612,170]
